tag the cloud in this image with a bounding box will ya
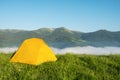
[0,47,18,53]
[0,46,120,55]
[52,46,120,55]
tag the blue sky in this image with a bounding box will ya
[0,0,120,32]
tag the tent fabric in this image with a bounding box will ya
[10,38,57,65]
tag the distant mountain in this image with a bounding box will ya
[0,27,120,48]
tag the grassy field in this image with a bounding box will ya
[0,53,120,80]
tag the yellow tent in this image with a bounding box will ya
[10,38,57,65]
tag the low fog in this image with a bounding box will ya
[0,47,18,53]
[0,46,120,55]
[52,46,120,55]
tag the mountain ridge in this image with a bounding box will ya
[0,27,119,33]
[0,27,120,48]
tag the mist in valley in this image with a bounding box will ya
[0,46,120,55]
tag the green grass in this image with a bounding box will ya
[0,53,120,80]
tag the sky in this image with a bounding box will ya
[0,0,120,32]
